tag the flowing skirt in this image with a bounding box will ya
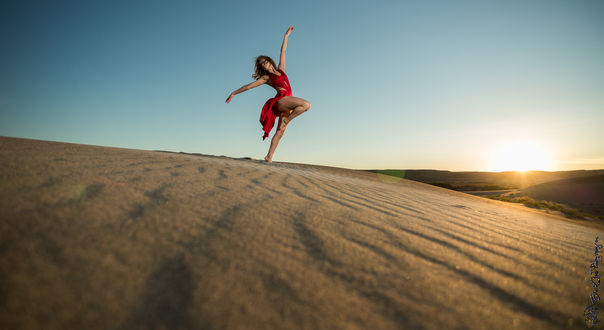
[259,89,292,140]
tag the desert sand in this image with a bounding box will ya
[0,136,601,329]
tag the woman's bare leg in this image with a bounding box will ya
[274,97,311,126]
[264,117,289,162]
[264,97,310,162]
[282,104,309,125]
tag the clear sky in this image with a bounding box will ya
[1,0,603,171]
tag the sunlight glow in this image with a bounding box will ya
[489,140,553,172]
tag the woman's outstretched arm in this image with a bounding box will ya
[225,77,268,103]
[278,26,294,71]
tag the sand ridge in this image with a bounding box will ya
[0,136,600,329]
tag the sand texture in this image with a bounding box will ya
[0,136,602,329]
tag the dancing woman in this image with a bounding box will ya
[225,25,311,163]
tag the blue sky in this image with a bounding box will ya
[1,0,603,171]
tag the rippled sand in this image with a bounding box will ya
[0,136,601,329]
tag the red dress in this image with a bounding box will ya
[259,69,293,140]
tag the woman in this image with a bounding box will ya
[225,25,311,163]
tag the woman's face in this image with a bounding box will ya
[260,60,273,72]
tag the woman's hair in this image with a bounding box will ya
[252,55,277,80]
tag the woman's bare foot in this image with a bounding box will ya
[264,155,272,162]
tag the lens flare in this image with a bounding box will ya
[376,169,405,184]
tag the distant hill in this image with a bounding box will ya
[364,169,604,190]
[518,174,604,217]
[363,169,604,218]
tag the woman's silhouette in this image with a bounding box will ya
[225,25,311,163]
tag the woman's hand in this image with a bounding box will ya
[285,25,294,37]
[225,93,234,104]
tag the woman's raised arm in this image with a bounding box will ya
[278,26,294,71]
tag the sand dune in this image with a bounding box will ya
[0,136,601,329]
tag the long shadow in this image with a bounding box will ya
[123,253,195,330]
[292,212,342,267]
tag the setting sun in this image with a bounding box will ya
[489,140,553,172]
